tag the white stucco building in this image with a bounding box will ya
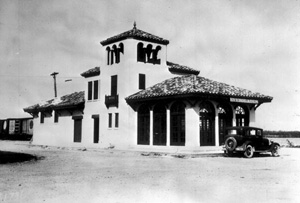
[24,23,272,149]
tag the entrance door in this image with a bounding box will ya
[137,105,150,145]
[93,117,99,143]
[218,106,232,145]
[153,104,166,146]
[73,117,82,143]
[170,102,185,146]
[199,102,215,146]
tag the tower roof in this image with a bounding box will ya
[100,23,169,46]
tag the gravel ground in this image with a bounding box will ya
[0,140,300,203]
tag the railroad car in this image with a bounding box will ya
[0,117,33,140]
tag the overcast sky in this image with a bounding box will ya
[0,0,300,131]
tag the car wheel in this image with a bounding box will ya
[271,144,280,157]
[224,150,233,157]
[244,145,254,158]
[225,137,237,151]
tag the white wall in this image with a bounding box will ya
[32,111,83,147]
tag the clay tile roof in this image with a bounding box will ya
[81,67,100,78]
[100,23,169,46]
[24,91,85,113]
[167,61,200,75]
[125,75,273,102]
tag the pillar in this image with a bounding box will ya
[166,108,170,146]
[215,113,219,147]
[150,109,153,146]
[185,106,200,147]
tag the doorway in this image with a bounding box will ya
[199,102,215,146]
[153,104,166,146]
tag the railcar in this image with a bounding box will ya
[0,117,33,140]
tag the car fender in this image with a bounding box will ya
[242,141,255,151]
[270,142,280,151]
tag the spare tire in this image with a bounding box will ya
[225,137,237,151]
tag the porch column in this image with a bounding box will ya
[166,108,170,146]
[249,108,256,126]
[232,106,236,127]
[150,109,153,146]
[185,106,200,147]
[215,112,219,147]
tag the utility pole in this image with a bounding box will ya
[50,72,59,98]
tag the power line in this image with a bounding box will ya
[0,74,82,78]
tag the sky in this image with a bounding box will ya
[0,0,300,131]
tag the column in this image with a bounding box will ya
[150,109,153,146]
[215,112,219,147]
[166,108,170,146]
[185,106,200,147]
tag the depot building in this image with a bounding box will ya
[24,23,272,149]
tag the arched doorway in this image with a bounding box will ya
[235,105,249,126]
[218,104,233,145]
[153,103,166,145]
[170,101,185,146]
[199,102,215,146]
[137,105,150,145]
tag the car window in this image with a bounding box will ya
[228,130,237,135]
[257,130,262,136]
[246,129,256,136]
[250,130,256,136]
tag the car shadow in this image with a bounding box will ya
[223,152,275,159]
[0,151,41,164]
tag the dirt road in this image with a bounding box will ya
[1,141,300,203]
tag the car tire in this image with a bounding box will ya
[225,137,237,151]
[224,150,233,157]
[244,145,254,158]
[271,144,280,157]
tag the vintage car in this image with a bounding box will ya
[223,126,280,158]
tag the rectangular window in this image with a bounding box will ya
[88,81,93,100]
[54,111,59,123]
[88,80,100,101]
[139,74,146,90]
[94,80,99,100]
[40,113,44,124]
[108,113,112,128]
[111,75,118,96]
[115,113,119,128]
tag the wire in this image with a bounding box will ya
[0,74,82,78]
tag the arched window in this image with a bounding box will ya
[137,43,145,62]
[137,105,150,145]
[146,44,153,63]
[111,45,117,65]
[106,47,111,65]
[170,102,185,146]
[153,46,161,64]
[235,105,249,126]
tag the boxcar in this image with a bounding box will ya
[0,117,33,140]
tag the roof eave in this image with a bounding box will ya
[100,36,169,46]
[126,93,273,104]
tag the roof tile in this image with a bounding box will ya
[126,75,273,102]
[167,61,200,75]
[81,67,100,78]
[24,91,85,112]
[100,25,169,46]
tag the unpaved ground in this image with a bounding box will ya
[1,141,300,203]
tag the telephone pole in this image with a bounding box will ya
[50,72,59,98]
